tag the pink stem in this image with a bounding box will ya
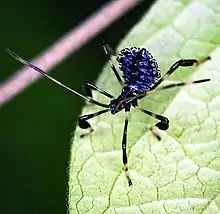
[0,0,140,106]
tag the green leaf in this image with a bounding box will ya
[68,0,220,213]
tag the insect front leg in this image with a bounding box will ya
[78,109,109,138]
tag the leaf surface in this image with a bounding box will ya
[69,0,220,213]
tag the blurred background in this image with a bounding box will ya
[0,1,155,213]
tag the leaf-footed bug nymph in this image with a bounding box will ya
[6,44,211,186]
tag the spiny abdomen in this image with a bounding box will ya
[117,47,160,92]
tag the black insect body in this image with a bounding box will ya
[109,47,160,115]
[7,45,211,186]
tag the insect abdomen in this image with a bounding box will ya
[117,47,160,92]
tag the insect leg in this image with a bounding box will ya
[78,109,109,138]
[152,56,211,89]
[122,111,132,186]
[129,78,211,102]
[137,107,169,141]
[82,81,114,99]
[102,43,123,86]
[6,49,109,108]
[151,78,210,93]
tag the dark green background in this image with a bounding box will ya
[0,1,154,213]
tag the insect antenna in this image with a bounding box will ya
[6,49,109,108]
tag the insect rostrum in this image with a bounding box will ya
[6,45,210,186]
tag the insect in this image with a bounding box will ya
[6,45,210,186]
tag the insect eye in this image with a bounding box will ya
[119,103,125,109]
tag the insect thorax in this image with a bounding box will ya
[109,86,138,115]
